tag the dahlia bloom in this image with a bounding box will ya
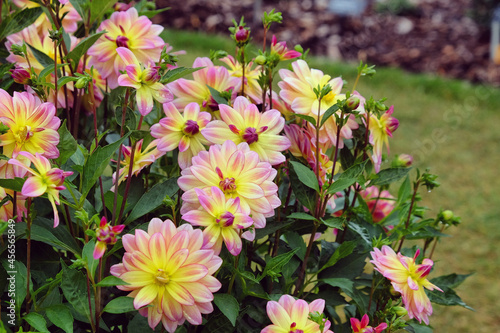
[178,141,280,229]
[88,7,164,89]
[360,186,395,223]
[182,186,254,256]
[202,96,290,165]
[270,35,302,61]
[350,314,387,333]
[93,217,125,259]
[0,90,60,159]
[116,47,173,115]
[168,57,240,112]
[150,102,211,169]
[367,106,399,172]
[278,60,343,117]
[370,246,443,324]
[8,152,73,227]
[220,55,263,103]
[262,295,333,333]
[11,0,81,33]
[110,218,222,332]
[0,187,27,223]
[112,139,163,189]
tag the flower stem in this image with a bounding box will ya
[397,180,420,252]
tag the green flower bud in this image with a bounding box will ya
[75,77,88,89]
[255,55,266,65]
[393,306,408,317]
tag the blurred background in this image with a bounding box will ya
[153,0,500,331]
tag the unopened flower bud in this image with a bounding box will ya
[75,77,88,89]
[235,26,250,43]
[441,210,454,221]
[10,67,31,85]
[346,95,360,110]
[255,55,266,65]
[393,306,408,317]
[114,2,132,11]
[392,154,413,168]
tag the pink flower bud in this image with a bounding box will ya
[394,153,413,167]
[142,66,161,84]
[10,67,31,85]
[235,26,250,43]
[114,2,132,11]
[346,95,360,110]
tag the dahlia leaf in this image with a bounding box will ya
[370,167,412,186]
[46,304,74,333]
[214,294,240,326]
[289,160,319,192]
[23,312,49,333]
[103,296,136,314]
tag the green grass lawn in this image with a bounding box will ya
[163,29,500,332]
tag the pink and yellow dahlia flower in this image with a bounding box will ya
[182,186,254,256]
[93,217,125,259]
[360,186,395,223]
[168,57,240,112]
[116,47,173,115]
[88,7,164,89]
[278,60,343,117]
[270,35,302,61]
[0,187,27,223]
[178,140,280,229]
[8,152,72,227]
[112,139,163,189]
[350,314,387,333]
[220,55,263,103]
[110,218,222,332]
[262,295,333,333]
[150,102,211,169]
[202,96,290,165]
[0,90,60,159]
[370,246,442,325]
[367,106,399,172]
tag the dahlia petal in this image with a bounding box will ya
[21,176,47,197]
[166,281,194,305]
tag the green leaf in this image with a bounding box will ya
[139,7,171,18]
[96,275,129,287]
[90,0,117,23]
[289,165,316,212]
[114,105,137,130]
[289,161,319,192]
[321,216,345,229]
[213,294,240,326]
[322,277,353,293]
[207,85,229,105]
[46,304,74,333]
[0,7,43,41]
[287,212,317,221]
[320,104,339,128]
[124,177,179,224]
[370,167,412,186]
[397,176,412,205]
[0,178,25,192]
[60,260,94,321]
[406,322,433,333]
[81,133,130,201]
[23,312,49,333]
[27,43,54,68]
[82,240,98,280]
[67,32,106,68]
[327,160,368,194]
[295,113,317,126]
[321,241,356,271]
[283,231,307,260]
[57,76,79,87]
[103,296,136,314]
[259,248,299,282]
[347,221,372,246]
[427,286,473,310]
[38,63,67,80]
[430,273,473,289]
[1,260,29,316]
[161,66,204,83]
[68,0,87,22]
[16,222,79,255]
[56,120,78,165]
[0,63,13,78]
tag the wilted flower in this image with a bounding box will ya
[8,152,73,227]
[178,140,280,229]
[110,218,222,332]
[116,47,173,115]
[360,186,395,223]
[262,295,333,333]
[367,106,399,172]
[202,96,290,165]
[0,90,60,159]
[270,35,302,61]
[88,7,164,89]
[182,186,254,256]
[112,139,163,189]
[370,246,443,324]
[220,55,262,103]
[150,102,211,169]
[93,217,125,259]
[168,57,240,112]
[350,314,387,333]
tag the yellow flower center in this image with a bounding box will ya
[155,269,170,284]
[13,125,33,145]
